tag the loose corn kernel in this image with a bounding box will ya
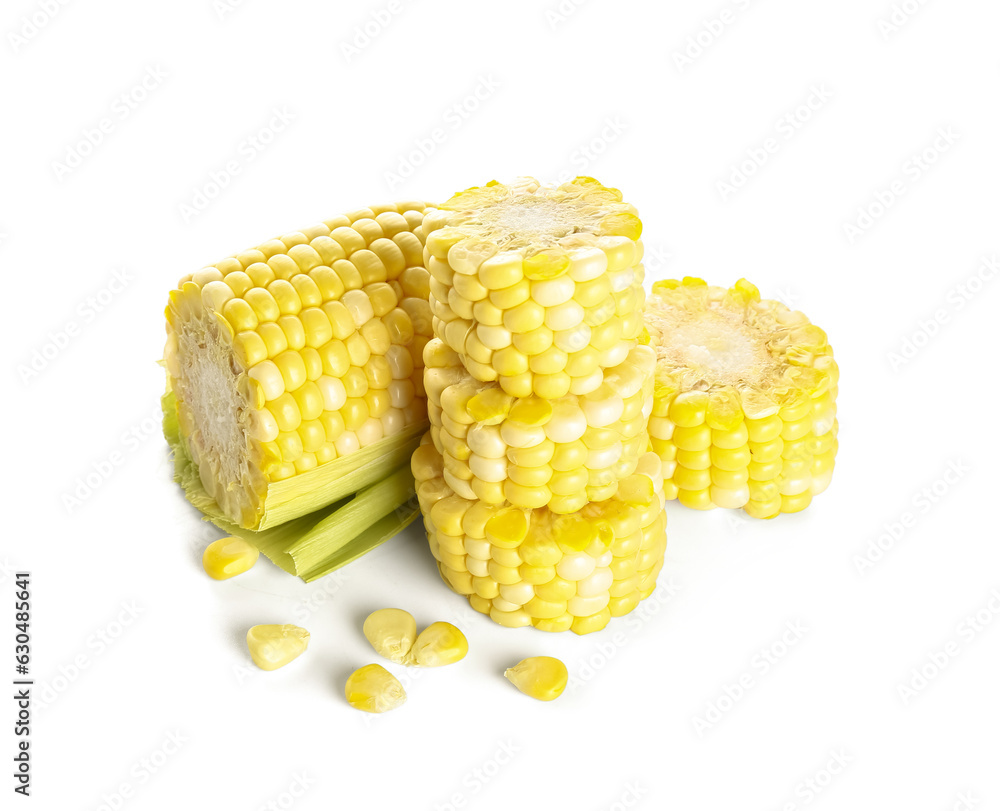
[344,664,407,713]
[246,624,310,671]
[410,621,468,667]
[363,608,417,664]
[504,656,568,701]
[202,536,259,580]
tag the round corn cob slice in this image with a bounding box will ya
[644,277,838,518]
[163,202,434,529]
[423,337,656,513]
[411,437,668,635]
[421,176,646,398]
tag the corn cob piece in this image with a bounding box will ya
[644,277,838,518]
[411,437,668,635]
[163,203,433,531]
[423,337,656,513]
[421,177,646,399]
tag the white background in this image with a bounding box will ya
[3,0,999,809]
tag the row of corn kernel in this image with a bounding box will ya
[419,178,646,399]
[412,439,668,635]
[423,338,656,513]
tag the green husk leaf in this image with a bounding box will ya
[162,391,420,581]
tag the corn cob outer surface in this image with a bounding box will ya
[411,437,668,635]
[163,203,434,529]
[423,337,656,513]
[644,278,838,518]
[421,177,646,399]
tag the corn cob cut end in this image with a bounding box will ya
[421,176,647,398]
[645,277,839,518]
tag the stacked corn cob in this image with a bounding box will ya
[413,178,669,633]
[163,203,434,576]
[644,278,839,518]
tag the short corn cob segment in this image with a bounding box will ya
[644,278,838,518]
[421,177,646,399]
[163,203,433,529]
[411,438,668,635]
[424,337,656,513]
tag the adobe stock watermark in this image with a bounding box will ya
[877,0,932,40]
[340,0,406,63]
[767,749,853,811]
[17,268,135,384]
[545,0,592,30]
[7,0,72,54]
[431,740,520,811]
[384,74,501,192]
[34,601,143,713]
[213,0,249,20]
[601,782,645,810]
[0,558,16,586]
[567,579,680,693]
[692,620,808,736]
[887,254,997,371]
[93,730,189,811]
[896,588,1000,705]
[642,244,672,280]
[717,85,833,202]
[291,569,351,624]
[179,107,296,223]
[938,792,980,811]
[672,0,757,73]
[256,772,316,811]
[62,404,163,513]
[552,116,627,185]
[852,460,969,575]
[51,66,169,181]
[842,126,960,244]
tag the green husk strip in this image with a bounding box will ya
[162,391,421,582]
[258,418,425,530]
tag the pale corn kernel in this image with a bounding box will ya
[246,624,310,671]
[363,608,417,664]
[202,536,259,580]
[504,656,568,701]
[345,664,406,713]
[410,622,468,667]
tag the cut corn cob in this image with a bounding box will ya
[163,202,433,532]
[424,337,656,513]
[421,177,646,399]
[412,437,668,635]
[644,278,838,518]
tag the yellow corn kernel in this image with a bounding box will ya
[246,624,310,671]
[363,608,417,664]
[202,536,259,580]
[504,656,568,701]
[345,664,407,713]
[410,622,468,667]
